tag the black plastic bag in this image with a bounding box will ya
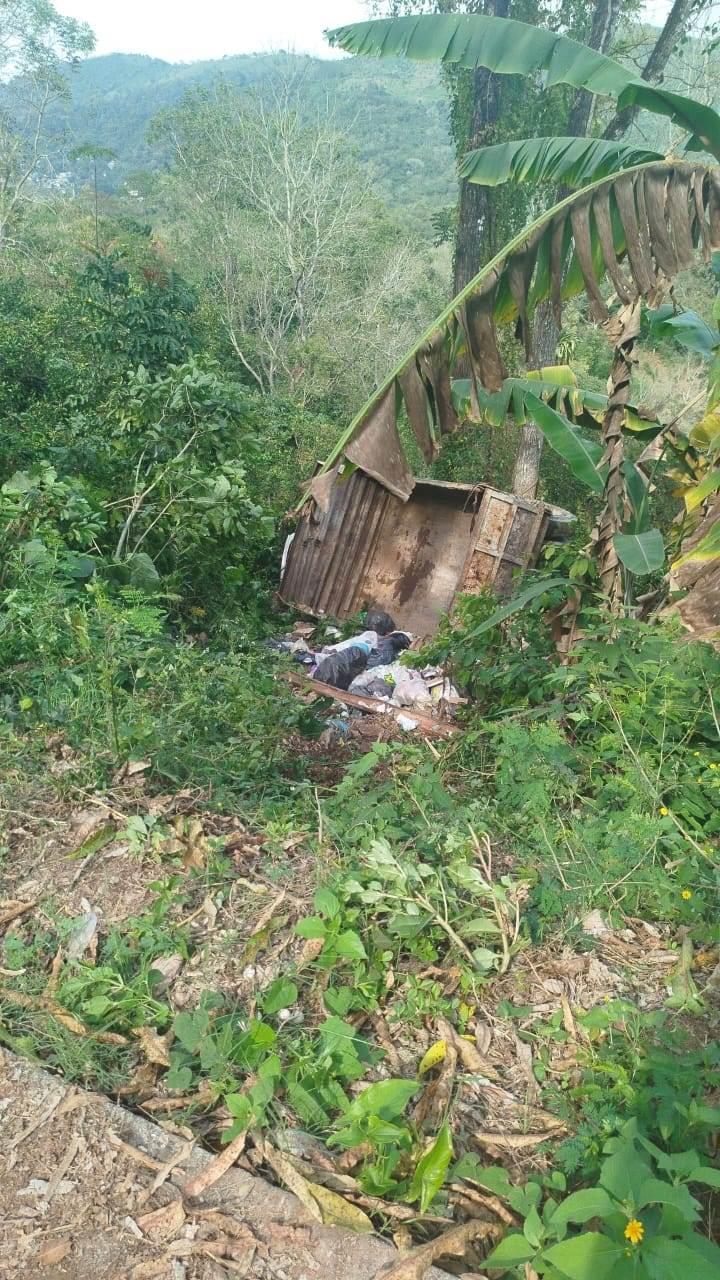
[365,608,396,636]
[366,632,411,669]
[314,645,370,690]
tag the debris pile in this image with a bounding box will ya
[271,611,462,734]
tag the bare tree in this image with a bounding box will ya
[0,0,94,250]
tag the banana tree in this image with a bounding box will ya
[320,14,720,608]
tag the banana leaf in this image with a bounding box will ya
[461,138,663,189]
[328,16,720,162]
[303,160,718,505]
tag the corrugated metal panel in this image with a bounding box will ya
[280,471,390,616]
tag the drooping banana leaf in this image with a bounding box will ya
[461,138,664,190]
[451,367,661,439]
[304,160,719,505]
[648,304,720,357]
[616,83,720,159]
[328,16,720,162]
[522,392,605,493]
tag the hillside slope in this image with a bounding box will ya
[49,51,456,231]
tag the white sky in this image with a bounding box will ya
[56,1,672,64]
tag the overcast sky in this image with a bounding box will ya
[56,0,672,64]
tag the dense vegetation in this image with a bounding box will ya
[1,3,719,1277]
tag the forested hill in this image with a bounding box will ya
[49,51,456,228]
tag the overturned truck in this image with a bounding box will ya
[280,463,572,638]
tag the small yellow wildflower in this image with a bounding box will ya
[624,1219,644,1246]
[682,889,692,901]
[710,763,718,770]
[659,806,669,816]
[693,751,700,757]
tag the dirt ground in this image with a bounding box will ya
[2,765,716,1280]
[0,1049,449,1280]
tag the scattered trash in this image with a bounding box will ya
[314,644,372,690]
[364,608,396,635]
[273,616,461,734]
[397,715,419,732]
[366,631,411,668]
[325,630,378,654]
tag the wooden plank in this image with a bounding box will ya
[284,672,458,737]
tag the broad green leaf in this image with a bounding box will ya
[637,1177,699,1220]
[685,469,720,512]
[334,930,367,961]
[127,550,161,589]
[66,822,115,861]
[408,1124,453,1212]
[225,1093,251,1123]
[328,14,636,97]
[165,1065,193,1090]
[648,306,720,358]
[483,1233,537,1268]
[452,373,660,439]
[342,1077,418,1121]
[643,1236,720,1280]
[295,916,327,940]
[305,158,712,504]
[462,137,662,188]
[613,529,665,576]
[523,1204,544,1248]
[542,1231,624,1280]
[672,518,720,569]
[617,82,720,160]
[450,1158,512,1197]
[600,1147,651,1206]
[262,977,298,1015]
[83,995,113,1019]
[524,392,605,492]
[314,887,340,918]
[551,1187,617,1227]
[465,576,571,640]
[687,1166,720,1189]
[173,1009,210,1053]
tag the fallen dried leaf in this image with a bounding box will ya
[260,1142,322,1222]
[582,909,610,938]
[304,1181,374,1233]
[134,1026,173,1068]
[0,899,35,927]
[182,1128,248,1199]
[138,1197,186,1242]
[377,1219,498,1279]
[35,1238,72,1266]
[514,1036,539,1103]
[415,1024,457,1132]
[149,954,184,993]
[473,1020,492,1056]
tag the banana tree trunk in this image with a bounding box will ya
[596,304,640,608]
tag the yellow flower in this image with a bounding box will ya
[682,889,692,901]
[624,1219,644,1246]
[710,763,718,771]
[659,806,669,816]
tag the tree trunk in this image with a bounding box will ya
[452,0,509,294]
[603,0,700,140]
[511,300,558,498]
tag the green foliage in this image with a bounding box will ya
[477,1121,720,1279]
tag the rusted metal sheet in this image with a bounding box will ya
[280,471,391,618]
[280,471,559,637]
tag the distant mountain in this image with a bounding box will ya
[48,51,457,233]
